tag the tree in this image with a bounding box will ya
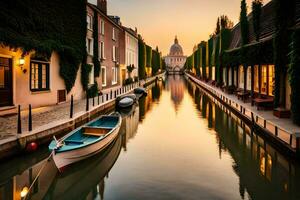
[240,0,249,45]
[215,17,221,35]
[138,39,146,79]
[252,0,263,42]
[220,15,234,30]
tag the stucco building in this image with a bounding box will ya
[121,27,139,84]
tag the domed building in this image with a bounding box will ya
[164,36,187,72]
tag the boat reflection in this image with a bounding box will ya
[0,104,142,200]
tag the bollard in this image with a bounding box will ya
[86,94,89,111]
[70,95,74,118]
[17,105,22,134]
[28,104,32,131]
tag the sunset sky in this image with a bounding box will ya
[91,0,270,56]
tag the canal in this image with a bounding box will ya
[1,75,300,200]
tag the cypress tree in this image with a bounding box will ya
[240,0,249,45]
[138,39,146,79]
[252,0,262,42]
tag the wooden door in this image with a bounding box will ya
[0,57,13,106]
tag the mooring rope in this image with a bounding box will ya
[23,151,54,200]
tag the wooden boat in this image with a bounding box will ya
[48,113,122,170]
[134,87,148,96]
[118,97,135,108]
[44,134,123,200]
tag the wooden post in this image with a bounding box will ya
[70,95,74,118]
[28,104,32,131]
[275,126,278,137]
[92,96,95,107]
[17,105,21,134]
[86,94,89,111]
[98,93,100,105]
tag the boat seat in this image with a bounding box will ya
[83,126,112,137]
[64,140,84,145]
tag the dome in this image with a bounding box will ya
[169,36,184,56]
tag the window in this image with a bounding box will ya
[87,14,93,30]
[99,41,105,59]
[86,38,93,56]
[112,46,117,62]
[254,65,259,92]
[101,66,106,87]
[100,20,105,35]
[112,28,116,40]
[238,65,244,89]
[89,64,94,85]
[261,65,267,94]
[112,67,118,85]
[268,65,275,96]
[247,66,251,90]
[30,61,49,91]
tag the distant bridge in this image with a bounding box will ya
[166,66,184,75]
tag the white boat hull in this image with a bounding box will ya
[53,125,120,170]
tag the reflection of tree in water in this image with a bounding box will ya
[152,82,161,102]
[138,80,163,121]
[186,78,300,200]
[167,75,184,112]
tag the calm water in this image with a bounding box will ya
[1,75,300,200]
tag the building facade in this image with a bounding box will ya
[87,1,125,93]
[164,36,186,71]
[122,27,139,84]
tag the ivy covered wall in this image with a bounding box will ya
[0,0,87,92]
[289,29,300,125]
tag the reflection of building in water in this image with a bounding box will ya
[121,106,140,151]
[167,75,184,112]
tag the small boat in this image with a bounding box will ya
[134,87,148,96]
[118,97,135,108]
[48,113,122,170]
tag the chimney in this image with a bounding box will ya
[97,0,107,14]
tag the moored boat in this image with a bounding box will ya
[48,113,122,171]
[134,87,148,96]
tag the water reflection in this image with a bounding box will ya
[166,75,184,112]
[185,78,300,200]
[1,76,300,200]
[0,104,141,200]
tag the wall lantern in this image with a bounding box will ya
[20,186,29,198]
[19,58,27,74]
[19,58,25,66]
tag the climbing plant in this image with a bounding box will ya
[0,0,87,92]
[288,29,300,125]
[273,0,296,108]
[93,9,101,77]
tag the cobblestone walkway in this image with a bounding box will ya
[0,73,164,140]
[0,98,89,139]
